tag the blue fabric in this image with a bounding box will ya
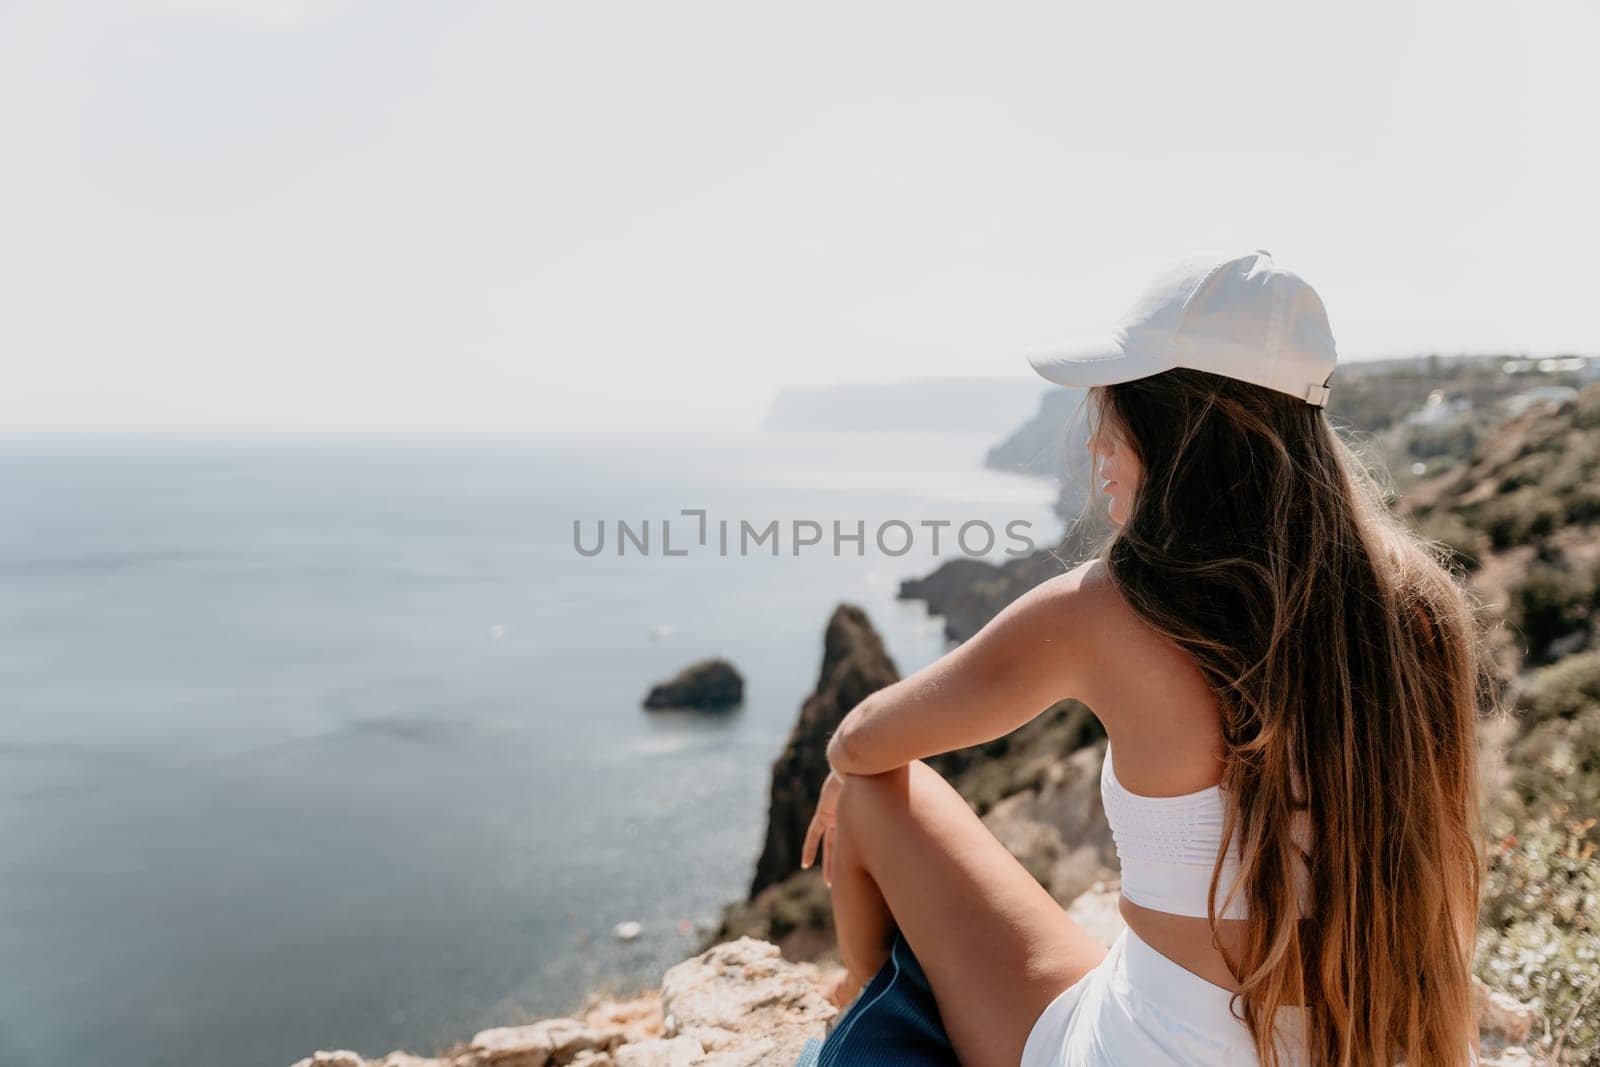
[793,927,960,1066]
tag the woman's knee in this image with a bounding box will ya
[836,759,951,835]
[836,761,912,826]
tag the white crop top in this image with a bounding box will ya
[1101,742,1312,921]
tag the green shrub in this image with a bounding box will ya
[1405,421,1481,463]
[1519,652,1600,731]
[1412,510,1485,573]
[1508,707,1600,845]
[1568,489,1600,526]
[1476,803,1600,1064]
[1572,386,1600,430]
[1479,492,1568,551]
[1510,562,1596,665]
[1498,450,1559,494]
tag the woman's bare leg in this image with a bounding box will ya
[825,760,1108,1067]
[828,779,898,1000]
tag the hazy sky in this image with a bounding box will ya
[2,0,1596,431]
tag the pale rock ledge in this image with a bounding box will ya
[292,886,1539,1067]
[291,936,836,1067]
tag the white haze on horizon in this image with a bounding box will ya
[1,0,1596,433]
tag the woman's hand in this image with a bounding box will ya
[800,770,845,886]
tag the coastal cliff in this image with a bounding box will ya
[896,529,1089,643]
[983,385,1085,478]
[294,375,1599,1066]
[745,377,1600,1061]
[708,595,1117,963]
[983,385,1091,520]
[748,605,900,898]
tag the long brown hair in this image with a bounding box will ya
[1077,368,1492,1066]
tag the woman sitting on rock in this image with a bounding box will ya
[800,250,1491,1066]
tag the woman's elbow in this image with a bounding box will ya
[826,726,868,775]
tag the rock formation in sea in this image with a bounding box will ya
[643,659,745,711]
[896,515,1104,643]
[747,605,900,897]
[708,594,1117,963]
[897,544,1069,644]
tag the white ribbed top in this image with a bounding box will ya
[1101,741,1251,920]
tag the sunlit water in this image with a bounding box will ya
[0,430,1060,1067]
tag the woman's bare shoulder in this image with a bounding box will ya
[1044,557,1143,638]
[1059,556,1191,651]
[999,558,1146,699]
[1052,558,1221,744]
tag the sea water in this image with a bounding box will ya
[0,429,1061,1067]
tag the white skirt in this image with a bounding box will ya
[1021,924,1309,1067]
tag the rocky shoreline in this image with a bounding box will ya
[296,377,1599,1065]
[291,933,835,1067]
[291,595,1548,1066]
[293,883,1540,1067]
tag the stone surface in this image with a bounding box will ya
[715,689,1112,960]
[292,1054,366,1067]
[980,742,1116,906]
[467,1024,555,1067]
[466,1016,624,1067]
[660,936,837,1065]
[611,1036,703,1067]
[897,539,1079,643]
[292,885,1544,1067]
[1065,881,1128,946]
[291,935,835,1067]
[576,992,663,1046]
[642,658,744,711]
[1472,977,1540,1047]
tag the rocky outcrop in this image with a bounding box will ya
[711,709,1114,959]
[896,545,1062,644]
[651,938,837,1064]
[294,887,1539,1067]
[709,866,836,964]
[709,590,1113,959]
[643,660,745,711]
[976,741,1117,905]
[291,936,836,1067]
[897,518,1104,642]
[923,697,1105,815]
[711,611,1117,961]
[747,605,899,897]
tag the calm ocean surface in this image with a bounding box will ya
[0,430,1060,1067]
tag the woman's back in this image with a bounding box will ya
[1070,561,1267,994]
[1064,357,1487,1063]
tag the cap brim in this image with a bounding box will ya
[1025,336,1173,389]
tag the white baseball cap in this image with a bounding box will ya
[1025,249,1338,407]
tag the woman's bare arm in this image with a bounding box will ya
[825,559,1110,776]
